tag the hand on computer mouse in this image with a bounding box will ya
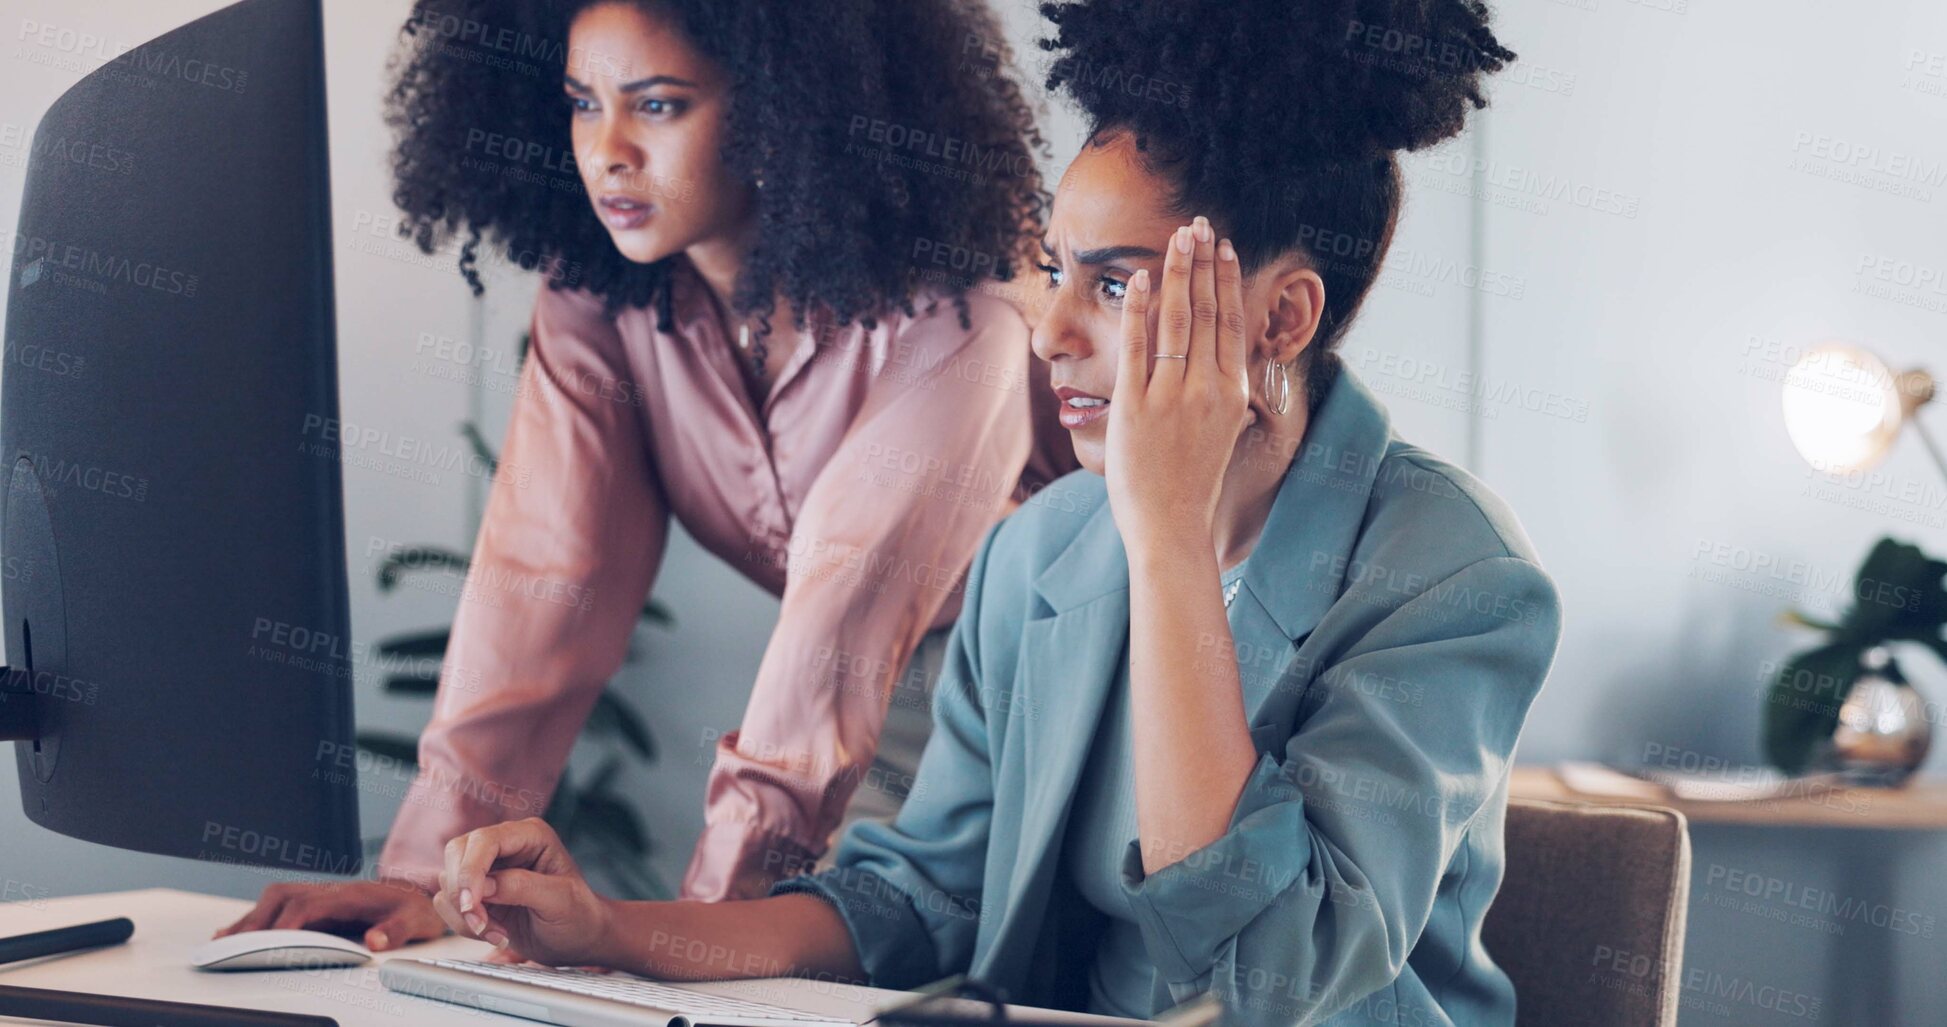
[213,881,448,952]
[434,817,617,969]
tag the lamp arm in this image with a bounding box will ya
[1912,412,1947,486]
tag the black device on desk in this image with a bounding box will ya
[0,0,359,1023]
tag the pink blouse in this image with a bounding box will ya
[375,260,1073,901]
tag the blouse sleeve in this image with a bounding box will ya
[766,521,1005,987]
[374,284,668,892]
[681,297,1034,901]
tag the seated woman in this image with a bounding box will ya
[427,0,1559,1023]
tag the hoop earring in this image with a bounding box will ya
[1261,360,1292,416]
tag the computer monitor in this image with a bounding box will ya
[0,0,360,881]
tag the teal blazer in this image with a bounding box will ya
[772,370,1563,1026]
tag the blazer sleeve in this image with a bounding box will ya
[685,299,1032,901]
[765,522,1005,988]
[374,285,668,892]
[1115,555,1562,1025]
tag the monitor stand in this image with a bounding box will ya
[2,694,338,1025]
[0,682,30,742]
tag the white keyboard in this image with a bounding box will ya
[420,958,830,1021]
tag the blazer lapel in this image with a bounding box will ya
[978,502,1128,985]
[1230,369,1396,728]
[1019,500,1131,810]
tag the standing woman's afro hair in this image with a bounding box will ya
[1040,0,1514,409]
[386,0,1049,333]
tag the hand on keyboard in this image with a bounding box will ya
[478,946,612,971]
[434,816,620,970]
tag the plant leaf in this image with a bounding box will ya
[1838,537,1947,645]
[587,692,656,761]
[461,422,498,476]
[375,547,472,592]
[542,776,578,837]
[381,671,441,696]
[375,630,451,660]
[1761,642,1862,773]
[574,793,648,856]
[585,756,623,796]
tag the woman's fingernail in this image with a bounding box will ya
[485,930,510,949]
[459,888,474,913]
[1174,227,1192,254]
[368,930,389,950]
[1194,216,1212,242]
[1132,268,1149,291]
[464,911,485,934]
[1218,239,1236,262]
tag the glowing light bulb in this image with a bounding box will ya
[1782,345,1902,474]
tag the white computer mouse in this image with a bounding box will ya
[189,929,374,971]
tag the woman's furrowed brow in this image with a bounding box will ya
[619,74,700,92]
[1070,244,1163,265]
[562,73,699,92]
[1038,237,1160,265]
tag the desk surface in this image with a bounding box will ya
[0,889,1140,1027]
[1509,765,1947,830]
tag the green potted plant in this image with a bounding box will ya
[1762,537,1947,782]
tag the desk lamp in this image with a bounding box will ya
[1781,344,1944,480]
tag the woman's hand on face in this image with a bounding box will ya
[1105,216,1252,559]
[433,817,618,969]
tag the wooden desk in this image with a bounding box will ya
[0,889,1143,1026]
[1509,765,1947,829]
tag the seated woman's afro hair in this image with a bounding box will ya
[386,0,1050,334]
[1040,0,1514,409]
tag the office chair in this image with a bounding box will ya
[1482,798,1692,1027]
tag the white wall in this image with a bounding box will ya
[1465,1,1947,1022]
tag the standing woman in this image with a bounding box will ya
[218,0,1072,947]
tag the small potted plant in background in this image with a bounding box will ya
[360,416,676,901]
[1763,537,1947,785]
